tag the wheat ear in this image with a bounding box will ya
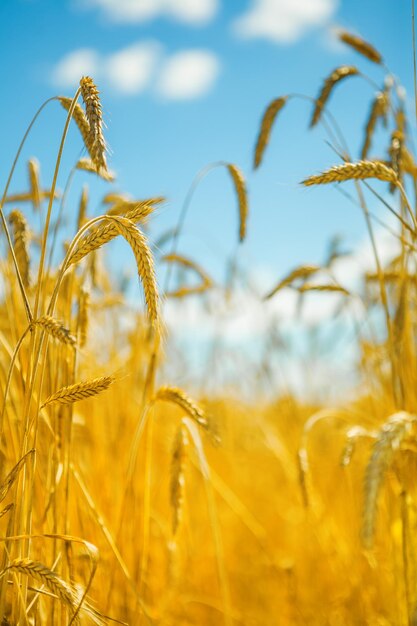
[1,559,78,617]
[226,164,248,242]
[28,158,41,210]
[68,202,156,266]
[338,30,382,64]
[302,160,398,186]
[41,376,115,409]
[362,412,417,547]
[154,386,209,431]
[170,423,189,535]
[76,158,115,182]
[310,66,358,127]
[265,264,321,300]
[113,217,160,328]
[78,288,90,348]
[254,96,287,169]
[8,210,30,288]
[31,315,76,347]
[361,92,389,159]
[162,253,213,298]
[79,76,107,172]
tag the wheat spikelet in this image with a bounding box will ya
[163,253,213,298]
[338,30,382,64]
[41,375,115,409]
[254,96,287,169]
[302,160,398,186]
[298,283,350,295]
[79,76,107,173]
[28,158,41,210]
[32,315,76,347]
[226,164,248,242]
[361,92,389,159]
[170,423,189,535]
[8,209,30,288]
[362,412,417,547]
[78,288,90,348]
[154,386,209,431]
[0,450,34,503]
[265,265,321,300]
[76,158,115,182]
[1,559,77,616]
[77,184,89,232]
[68,202,156,267]
[113,217,159,328]
[310,66,358,127]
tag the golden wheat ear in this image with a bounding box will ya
[310,66,359,128]
[41,376,115,409]
[226,164,248,242]
[338,30,382,64]
[254,96,287,169]
[79,76,107,173]
[8,209,30,288]
[302,160,398,186]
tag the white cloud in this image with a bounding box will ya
[233,0,338,44]
[81,0,218,25]
[52,49,100,88]
[157,50,220,100]
[51,43,219,99]
[105,42,161,94]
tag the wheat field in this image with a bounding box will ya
[0,25,416,626]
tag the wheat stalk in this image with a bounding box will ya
[298,283,350,295]
[338,30,382,64]
[0,450,34,503]
[41,376,115,409]
[310,66,358,127]
[302,160,398,186]
[77,184,89,232]
[254,96,287,169]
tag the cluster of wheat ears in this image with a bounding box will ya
[1,25,417,626]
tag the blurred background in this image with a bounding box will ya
[0,0,412,399]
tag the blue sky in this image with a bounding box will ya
[0,0,412,294]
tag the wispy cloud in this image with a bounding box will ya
[79,0,218,25]
[156,50,220,100]
[51,43,220,99]
[52,48,100,88]
[106,42,162,94]
[233,0,338,44]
